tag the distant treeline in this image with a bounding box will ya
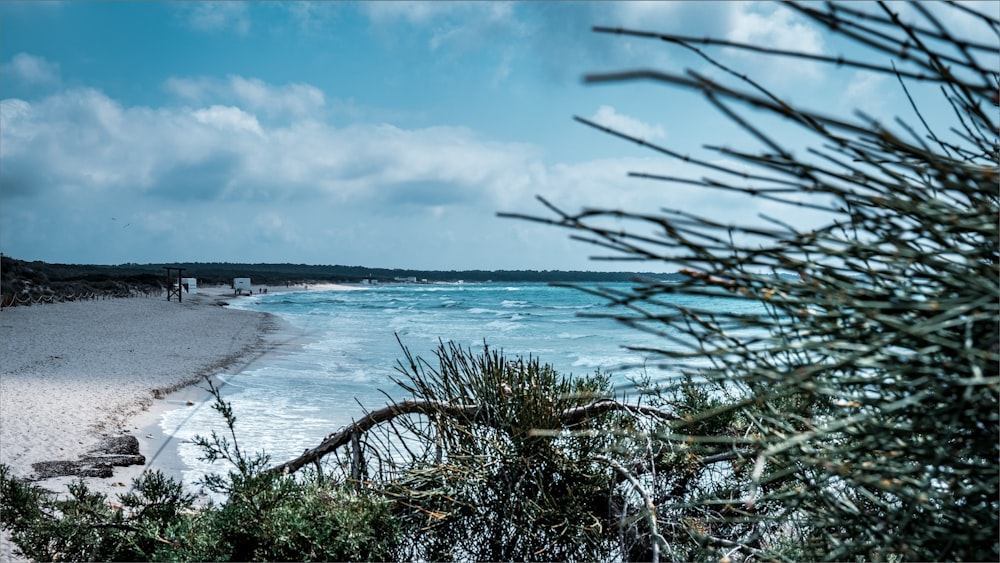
[1,255,683,292]
[145,262,683,285]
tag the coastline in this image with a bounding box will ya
[0,284,312,561]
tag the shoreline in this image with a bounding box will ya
[124,296,317,496]
[0,283,320,561]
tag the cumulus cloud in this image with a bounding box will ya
[727,3,825,55]
[193,105,263,135]
[164,76,326,121]
[0,80,550,266]
[589,106,666,141]
[725,2,827,81]
[2,53,61,86]
[1,73,807,269]
[0,81,543,210]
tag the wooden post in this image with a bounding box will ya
[351,430,362,486]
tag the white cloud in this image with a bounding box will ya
[727,3,825,55]
[589,106,666,141]
[162,76,205,100]
[611,1,692,30]
[725,2,827,82]
[0,98,32,124]
[254,212,300,244]
[284,2,344,34]
[229,77,325,119]
[880,1,1000,86]
[3,53,60,86]
[358,1,525,86]
[164,76,325,121]
[491,52,514,86]
[193,105,263,135]
[841,71,892,118]
[887,1,999,46]
[1,75,823,270]
[426,2,519,52]
[360,1,462,26]
[0,82,541,208]
[941,3,1000,48]
[183,2,250,34]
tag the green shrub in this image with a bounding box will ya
[0,384,399,562]
[378,342,624,561]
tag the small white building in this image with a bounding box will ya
[181,277,198,294]
[234,277,252,295]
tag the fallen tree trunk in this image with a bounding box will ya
[268,399,480,475]
[268,397,679,475]
[560,398,680,425]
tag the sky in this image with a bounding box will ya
[1,1,995,271]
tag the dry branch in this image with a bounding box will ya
[269,397,681,476]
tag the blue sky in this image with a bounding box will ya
[1,2,994,270]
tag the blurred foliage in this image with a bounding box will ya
[506,1,999,560]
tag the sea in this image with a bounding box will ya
[158,281,756,490]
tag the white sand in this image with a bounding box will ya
[0,285,306,561]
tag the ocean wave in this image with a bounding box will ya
[557,332,593,340]
[467,307,499,315]
[485,320,520,332]
[571,354,645,370]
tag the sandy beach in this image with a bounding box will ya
[0,284,306,561]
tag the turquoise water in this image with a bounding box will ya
[159,282,749,489]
